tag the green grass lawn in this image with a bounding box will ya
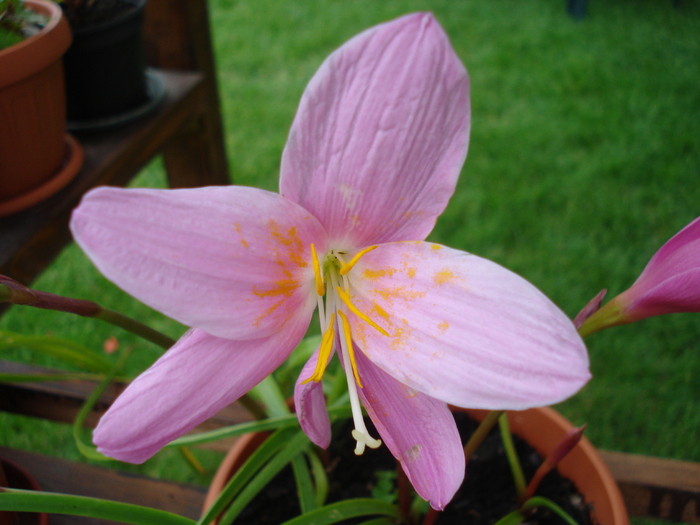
[1,0,699,498]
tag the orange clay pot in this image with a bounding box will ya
[0,457,49,525]
[0,0,75,210]
[203,406,629,525]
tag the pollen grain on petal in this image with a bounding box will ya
[432,268,457,286]
[265,219,309,269]
[362,267,397,280]
[252,279,299,298]
[233,221,249,248]
[437,321,449,333]
[252,298,285,327]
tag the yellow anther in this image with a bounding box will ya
[336,286,389,337]
[301,313,336,385]
[337,310,362,388]
[339,245,379,275]
[310,243,325,296]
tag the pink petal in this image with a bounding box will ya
[622,215,700,318]
[280,13,470,249]
[71,186,327,340]
[348,241,590,410]
[94,320,309,463]
[354,349,464,510]
[294,346,334,448]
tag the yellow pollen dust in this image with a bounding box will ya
[337,310,362,388]
[339,245,378,275]
[310,243,325,296]
[301,312,336,385]
[336,286,389,337]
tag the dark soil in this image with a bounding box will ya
[232,414,593,525]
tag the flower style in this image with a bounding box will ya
[70,13,589,509]
[579,215,700,337]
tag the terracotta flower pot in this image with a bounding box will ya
[0,0,77,211]
[0,457,49,525]
[203,406,629,525]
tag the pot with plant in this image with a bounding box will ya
[1,11,699,525]
[0,0,83,217]
[60,0,164,131]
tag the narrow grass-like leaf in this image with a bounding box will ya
[0,372,107,382]
[292,453,316,513]
[521,496,580,525]
[73,347,132,461]
[0,331,114,373]
[499,413,527,501]
[170,405,351,447]
[0,488,195,525]
[218,430,311,525]
[198,428,297,525]
[250,375,290,417]
[355,519,397,525]
[492,509,525,525]
[278,499,401,525]
[307,449,329,508]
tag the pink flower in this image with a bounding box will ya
[70,13,589,509]
[579,216,700,337]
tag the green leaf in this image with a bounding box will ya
[499,413,527,501]
[0,488,195,525]
[198,428,298,525]
[0,330,114,374]
[250,375,289,417]
[356,519,398,525]
[307,449,329,508]
[521,496,581,525]
[73,347,132,461]
[292,453,316,513]
[492,509,526,525]
[278,499,400,525]
[217,430,311,525]
[169,404,351,447]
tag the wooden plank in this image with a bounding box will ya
[0,360,253,452]
[0,446,206,524]
[600,450,700,523]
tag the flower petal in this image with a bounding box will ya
[294,346,334,448]
[348,241,590,409]
[354,349,464,510]
[71,186,327,340]
[280,13,470,249]
[624,215,700,317]
[94,320,309,463]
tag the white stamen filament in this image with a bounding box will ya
[327,260,381,455]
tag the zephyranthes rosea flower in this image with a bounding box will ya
[70,13,589,508]
[579,215,700,337]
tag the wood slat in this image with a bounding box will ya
[600,450,700,523]
[0,446,206,525]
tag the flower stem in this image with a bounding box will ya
[94,308,175,349]
[1,275,175,349]
[463,410,503,460]
[498,413,527,504]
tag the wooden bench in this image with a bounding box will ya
[0,360,699,524]
[0,0,229,292]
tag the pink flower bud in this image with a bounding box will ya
[579,216,700,336]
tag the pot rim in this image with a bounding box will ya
[0,0,71,87]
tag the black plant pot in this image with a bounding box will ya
[62,0,150,126]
